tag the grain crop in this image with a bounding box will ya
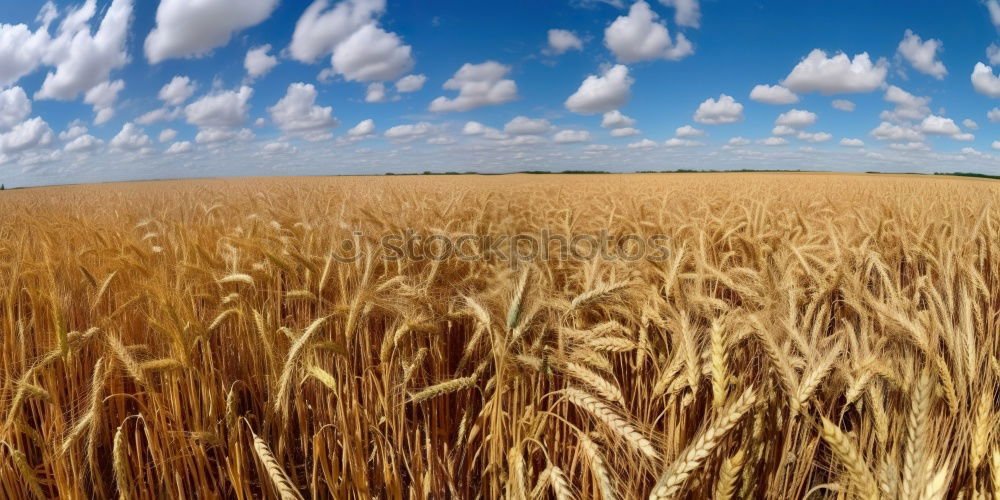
[0,172,998,498]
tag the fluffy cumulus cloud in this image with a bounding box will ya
[504,116,553,135]
[989,44,1000,65]
[64,133,103,153]
[675,125,705,138]
[920,115,971,141]
[659,0,701,28]
[365,82,387,103]
[610,127,640,137]
[757,137,788,146]
[553,129,591,143]
[430,61,519,112]
[775,109,817,128]
[384,121,434,140]
[395,74,426,93]
[963,119,979,130]
[0,5,52,87]
[565,65,633,114]
[185,86,253,128]
[897,30,946,79]
[546,29,584,55]
[195,127,254,145]
[269,83,338,132]
[290,0,413,82]
[83,79,124,124]
[782,50,888,94]
[35,0,132,102]
[990,108,1000,122]
[165,141,193,154]
[664,137,703,147]
[628,138,657,149]
[605,1,693,63]
[870,121,923,142]
[749,84,798,105]
[159,129,178,143]
[0,117,54,154]
[0,87,31,130]
[245,45,279,79]
[348,118,375,136]
[601,110,636,128]
[145,0,279,63]
[840,138,864,147]
[972,63,1000,98]
[109,122,151,152]
[727,137,751,146]
[159,76,196,106]
[880,85,930,122]
[693,94,744,124]
[796,131,832,143]
[831,99,856,112]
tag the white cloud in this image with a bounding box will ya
[675,125,705,138]
[64,134,102,152]
[331,24,413,81]
[0,87,31,130]
[605,1,693,63]
[365,82,387,103]
[430,61,519,112]
[989,44,1000,65]
[245,44,279,79]
[988,0,1000,28]
[145,0,279,64]
[963,119,979,130]
[993,140,1000,151]
[727,136,750,146]
[35,0,132,101]
[348,118,375,136]
[919,115,969,141]
[757,137,788,146]
[395,74,426,93]
[83,79,124,125]
[775,109,817,128]
[546,29,583,55]
[565,65,633,114]
[749,84,798,105]
[136,107,181,125]
[601,110,636,128]
[185,86,253,128]
[109,122,151,152]
[289,0,386,62]
[159,76,196,106]
[610,127,640,137]
[0,117,53,154]
[840,138,864,147]
[463,121,496,136]
[990,108,1000,122]
[831,99,856,112]
[159,129,178,143]
[870,121,923,142]
[262,141,292,153]
[290,0,412,82]
[269,83,338,132]
[664,137,703,147]
[782,49,888,94]
[771,125,797,136]
[504,116,552,135]
[0,6,52,87]
[553,129,591,143]
[59,123,87,141]
[796,131,832,143]
[195,127,253,144]
[896,30,946,79]
[693,94,744,124]
[879,85,931,123]
[659,0,701,28]
[972,62,1000,98]
[954,132,975,142]
[384,121,434,140]
[165,141,193,154]
[627,138,657,149]
[889,142,929,151]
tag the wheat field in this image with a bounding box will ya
[0,173,998,499]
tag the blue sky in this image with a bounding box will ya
[3,0,1000,186]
